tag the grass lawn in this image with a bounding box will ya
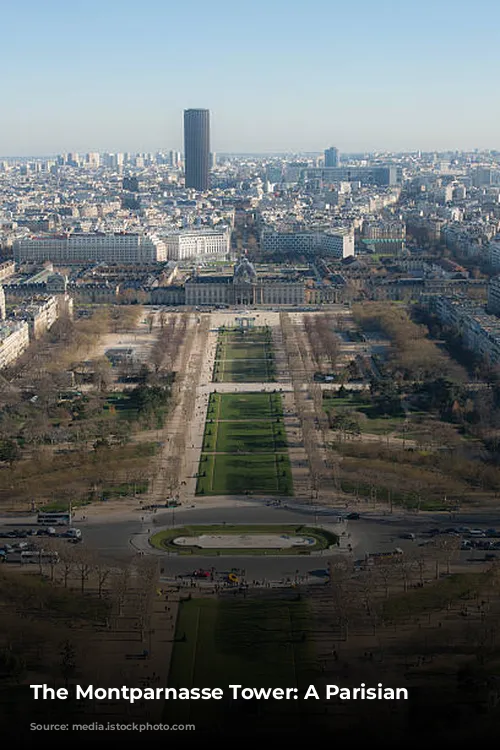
[209,392,283,421]
[218,326,271,340]
[218,342,270,360]
[358,415,406,434]
[324,395,407,434]
[197,453,292,495]
[165,597,319,728]
[214,358,272,382]
[203,420,287,453]
[214,326,275,383]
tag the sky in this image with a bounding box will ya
[1,0,499,155]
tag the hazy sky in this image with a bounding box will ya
[2,0,498,155]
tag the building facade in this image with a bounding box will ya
[324,147,339,168]
[0,321,30,369]
[488,276,500,315]
[13,233,166,264]
[260,229,354,258]
[184,258,305,306]
[184,109,210,191]
[163,229,230,260]
[423,294,500,365]
[24,296,59,339]
[301,165,402,186]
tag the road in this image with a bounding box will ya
[4,500,500,580]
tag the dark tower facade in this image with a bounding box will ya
[324,146,339,167]
[184,109,210,191]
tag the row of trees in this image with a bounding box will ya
[304,314,341,373]
[152,315,211,502]
[150,314,188,375]
[352,302,464,382]
[280,313,337,501]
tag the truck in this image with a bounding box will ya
[6,550,60,564]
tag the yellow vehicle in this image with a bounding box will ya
[228,573,239,583]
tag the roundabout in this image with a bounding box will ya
[149,524,339,556]
[173,533,316,549]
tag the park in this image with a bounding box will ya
[197,392,292,496]
[213,326,276,382]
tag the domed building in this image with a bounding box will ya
[184,257,305,307]
[232,257,258,305]
[233,257,257,282]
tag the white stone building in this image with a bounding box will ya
[163,229,230,260]
[0,321,30,369]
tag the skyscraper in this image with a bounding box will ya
[184,109,210,191]
[324,146,339,167]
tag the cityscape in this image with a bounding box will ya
[2,0,500,741]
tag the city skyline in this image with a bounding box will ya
[2,0,500,155]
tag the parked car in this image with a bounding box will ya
[192,569,211,578]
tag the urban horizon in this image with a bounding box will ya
[3,147,500,160]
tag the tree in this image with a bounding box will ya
[95,562,111,599]
[92,357,113,392]
[71,548,93,594]
[60,640,77,689]
[0,439,20,466]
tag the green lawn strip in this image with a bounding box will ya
[219,343,269,359]
[196,454,215,495]
[217,392,283,420]
[202,420,216,452]
[275,453,293,494]
[209,396,222,490]
[218,370,272,383]
[214,420,276,453]
[217,360,271,382]
[212,453,281,495]
[165,597,319,726]
[272,418,288,451]
[196,453,292,496]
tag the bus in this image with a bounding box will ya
[37,511,71,526]
[7,550,60,565]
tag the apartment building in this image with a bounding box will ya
[23,296,59,339]
[488,276,500,315]
[301,165,402,186]
[163,229,230,260]
[261,229,354,258]
[13,233,167,264]
[0,321,30,369]
[0,260,15,283]
[424,294,500,364]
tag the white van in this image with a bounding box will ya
[63,528,82,539]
